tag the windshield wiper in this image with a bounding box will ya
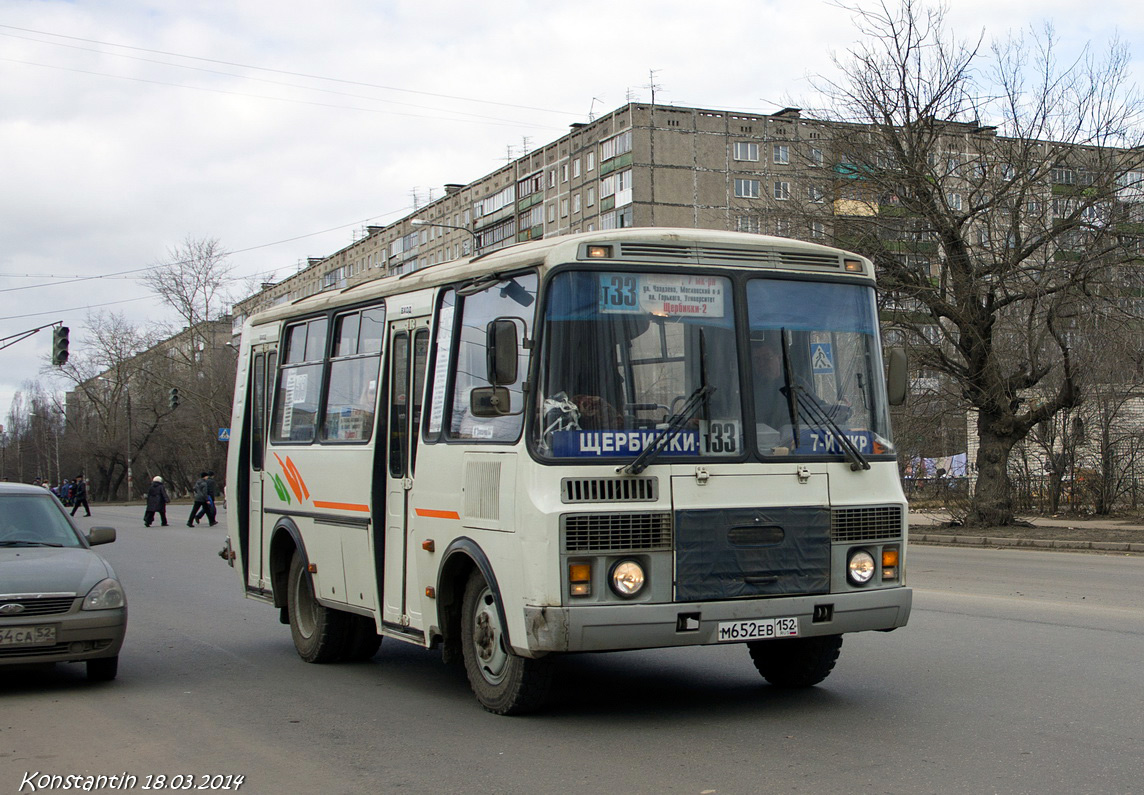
[617,383,714,475]
[788,385,870,471]
[619,330,714,475]
[777,328,869,471]
[0,540,65,547]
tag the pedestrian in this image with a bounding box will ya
[70,475,91,517]
[187,471,218,527]
[144,476,170,527]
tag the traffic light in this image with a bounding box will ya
[168,387,180,409]
[52,326,70,366]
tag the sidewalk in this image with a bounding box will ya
[909,510,1144,554]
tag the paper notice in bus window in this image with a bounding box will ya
[598,274,725,318]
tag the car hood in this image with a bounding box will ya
[0,547,115,597]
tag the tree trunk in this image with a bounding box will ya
[970,414,1018,526]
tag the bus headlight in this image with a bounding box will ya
[847,550,876,586]
[609,560,646,598]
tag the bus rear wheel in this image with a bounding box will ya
[287,552,352,663]
[460,571,552,715]
[747,634,843,688]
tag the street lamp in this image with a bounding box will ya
[411,218,481,257]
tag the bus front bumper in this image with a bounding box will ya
[522,587,911,654]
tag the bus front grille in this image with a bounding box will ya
[561,477,658,504]
[831,506,904,542]
[562,512,673,552]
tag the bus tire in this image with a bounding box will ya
[747,634,843,688]
[287,551,352,663]
[460,570,552,715]
[345,615,382,661]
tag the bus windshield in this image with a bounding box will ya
[535,269,894,462]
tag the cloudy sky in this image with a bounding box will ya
[1,0,1141,424]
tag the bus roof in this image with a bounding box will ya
[247,227,872,327]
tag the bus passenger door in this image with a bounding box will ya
[381,320,430,631]
[247,345,276,592]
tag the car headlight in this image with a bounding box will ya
[83,578,126,610]
[847,550,876,586]
[609,560,646,598]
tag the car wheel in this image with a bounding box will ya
[287,551,352,663]
[86,655,119,682]
[747,634,843,688]
[460,570,552,715]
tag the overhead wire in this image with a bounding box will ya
[0,24,579,117]
[0,29,571,128]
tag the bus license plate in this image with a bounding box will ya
[717,617,799,642]
[0,625,56,647]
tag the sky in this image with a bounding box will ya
[1,0,1142,426]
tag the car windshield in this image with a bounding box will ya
[0,494,84,547]
[746,278,894,458]
[536,270,742,461]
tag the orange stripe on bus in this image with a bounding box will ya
[313,501,370,512]
[415,508,461,520]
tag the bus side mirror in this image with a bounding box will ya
[486,319,519,386]
[887,347,908,406]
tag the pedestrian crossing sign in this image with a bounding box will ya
[811,343,834,374]
[218,428,231,442]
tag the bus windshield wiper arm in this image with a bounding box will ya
[618,383,714,475]
[789,385,871,471]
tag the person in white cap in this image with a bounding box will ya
[144,475,170,527]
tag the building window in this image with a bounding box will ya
[587,152,595,172]
[734,178,760,198]
[601,130,632,161]
[773,144,789,165]
[948,192,963,211]
[587,186,596,206]
[809,148,824,167]
[548,171,557,189]
[736,215,761,233]
[573,158,581,178]
[573,193,581,213]
[615,169,633,207]
[560,198,569,218]
[733,142,759,162]
[810,221,826,239]
[775,218,791,236]
[808,185,825,203]
[773,181,790,200]
[562,164,569,183]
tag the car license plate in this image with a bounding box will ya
[0,625,57,647]
[717,617,799,642]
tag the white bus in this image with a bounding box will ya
[224,228,912,714]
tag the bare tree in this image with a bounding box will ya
[811,0,1144,525]
[143,236,234,330]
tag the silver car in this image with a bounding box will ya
[0,482,127,680]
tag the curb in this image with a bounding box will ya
[911,533,1144,554]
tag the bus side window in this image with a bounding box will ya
[271,317,328,444]
[251,353,265,470]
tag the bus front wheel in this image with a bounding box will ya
[287,552,352,663]
[747,634,843,688]
[460,571,553,715]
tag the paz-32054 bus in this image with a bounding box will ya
[223,228,912,714]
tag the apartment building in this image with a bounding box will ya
[231,102,842,324]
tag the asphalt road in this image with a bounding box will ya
[2,505,1142,794]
